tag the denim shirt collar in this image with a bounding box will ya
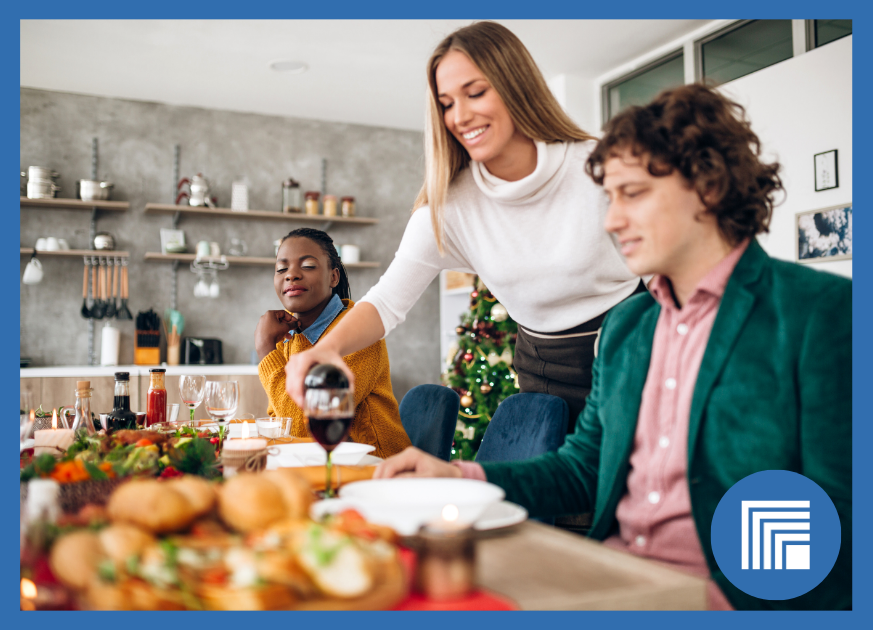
[285,293,345,345]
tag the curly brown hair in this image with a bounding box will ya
[586,83,783,246]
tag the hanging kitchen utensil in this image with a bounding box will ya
[96,258,107,320]
[104,259,117,318]
[80,258,91,319]
[112,257,121,319]
[117,259,133,320]
[90,257,104,319]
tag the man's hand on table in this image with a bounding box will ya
[373,446,463,479]
[255,310,299,362]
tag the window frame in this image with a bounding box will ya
[600,48,684,127]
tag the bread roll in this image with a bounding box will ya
[218,473,287,533]
[107,479,197,533]
[99,524,155,566]
[167,476,217,518]
[197,582,296,611]
[49,530,103,590]
[263,469,314,519]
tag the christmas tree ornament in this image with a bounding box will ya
[487,351,501,367]
[470,290,479,299]
[455,325,466,335]
[490,303,508,322]
[500,347,513,366]
[463,352,474,362]
[460,393,474,408]
[480,383,492,395]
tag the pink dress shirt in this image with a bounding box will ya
[454,240,750,610]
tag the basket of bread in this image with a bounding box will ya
[47,471,407,610]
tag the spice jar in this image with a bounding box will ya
[304,191,320,216]
[341,196,356,217]
[282,178,302,213]
[323,194,338,217]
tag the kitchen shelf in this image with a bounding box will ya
[144,203,378,225]
[143,252,380,269]
[21,196,130,211]
[21,248,130,258]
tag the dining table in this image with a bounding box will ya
[219,422,707,610]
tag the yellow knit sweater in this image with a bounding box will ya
[258,300,411,459]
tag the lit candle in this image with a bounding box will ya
[33,408,75,457]
[414,503,477,600]
[222,423,268,478]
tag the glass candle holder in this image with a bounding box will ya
[414,514,476,600]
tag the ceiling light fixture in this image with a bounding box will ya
[268,60,309,74]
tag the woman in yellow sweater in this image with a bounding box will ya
[255,228,411,458]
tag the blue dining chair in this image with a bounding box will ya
[399,384,460,461]
[475,393,569,463]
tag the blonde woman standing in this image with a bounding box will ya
[286,21,641,430]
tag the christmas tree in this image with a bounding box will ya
[443,276,519,460]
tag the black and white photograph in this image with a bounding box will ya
[796,204,852,263]
[814,149,839,191]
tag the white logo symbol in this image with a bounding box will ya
[741,501,810,570]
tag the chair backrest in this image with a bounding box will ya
[399,384,460,461]
[475,393,568,463]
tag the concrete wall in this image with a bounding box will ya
[20,88,440,400]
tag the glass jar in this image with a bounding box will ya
[323,194,338,217]
[304,191,320,216]
[341,196,356,217]
[282,178,302,213]
[146,368,167,427]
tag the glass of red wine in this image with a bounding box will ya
[304,364,354,498]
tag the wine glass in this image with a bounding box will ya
[304,387,355,498]
[204,381,239,428]
[179,375,206,423]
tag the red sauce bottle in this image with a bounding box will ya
[146,368,167,427]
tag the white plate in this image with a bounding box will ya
[266,442,375,469]
[473,501,528,530]
[311,499,527,532]
[310,478,505,535]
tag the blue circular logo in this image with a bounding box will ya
[710,470,841,600]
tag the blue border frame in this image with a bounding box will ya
[10,2,869,629]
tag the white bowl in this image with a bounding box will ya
[316,478,505,535]
[266,442,375,469]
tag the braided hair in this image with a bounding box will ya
[279,228,351,301]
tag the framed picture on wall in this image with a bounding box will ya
[814,149,839,191]
[796,203,852,263]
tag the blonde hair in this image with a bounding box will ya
[416,21,595,254]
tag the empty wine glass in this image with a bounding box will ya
[179,375,206,423]
[204,381,239,428]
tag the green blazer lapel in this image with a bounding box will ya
[591,302,659,537]
[687,241,768,465]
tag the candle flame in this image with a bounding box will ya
[30,409,35,423]
[21,578,37,599]
[51,408,58,430]
[241,422,249,439]
[441,504,459,522]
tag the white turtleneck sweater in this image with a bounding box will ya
[360,140,640,335]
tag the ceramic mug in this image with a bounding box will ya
[57,238,69,250]
[196,240,211,258]
[210,242,221,257]
[340,244,360,264]
[44,237,60,251]
[35,238,47,250]
[22,257,43,285]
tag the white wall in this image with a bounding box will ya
[719,36,852,278]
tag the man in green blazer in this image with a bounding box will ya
[376,84,851,611]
